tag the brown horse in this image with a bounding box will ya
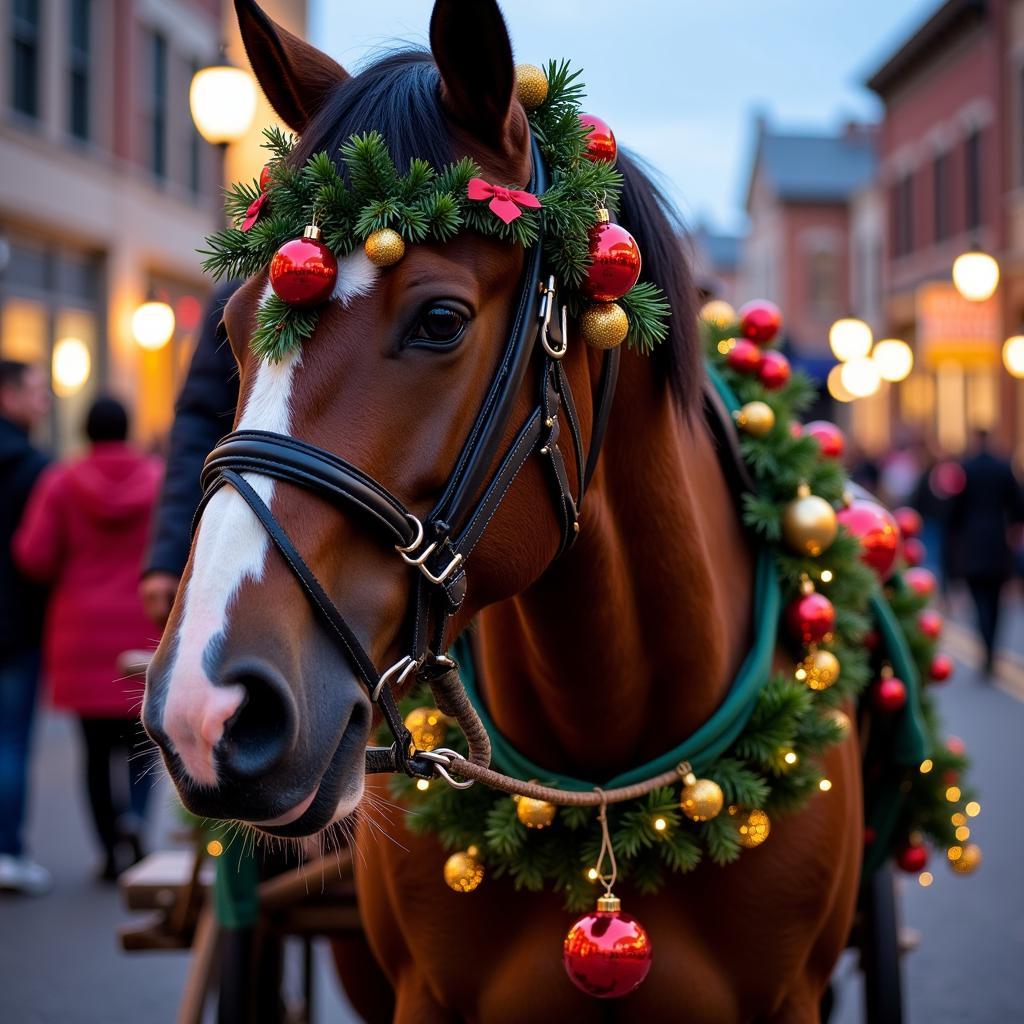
[143,1,862,1020]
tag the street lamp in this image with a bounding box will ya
[132,301,175,351]
[840,356,881,398]
[872,338,914,382]
[189,62,257,145]
[1003,335,1024,378]
[826,364,855,403]
[829,317,872,362]
[952,247,999,302]
[52,337,91,396]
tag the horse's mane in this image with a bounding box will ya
[294,49,701,413]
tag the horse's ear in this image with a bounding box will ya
[429,0,516,153]
[234,0,349,134]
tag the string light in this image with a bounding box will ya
[416,778,430,791]
[586,867,599,882]
[717,338,736,355]
[947,845,964,862]
[206,840,224,857]
[919,759,933,774]
[951,812,967,827]
[965,801,981,817]
[652,816,668,833]
[782,749,799,766]
[955,826,970,842]
[820,570,833,583]
[946,786,961,802]
[819,778,833,792]
[918,871,933,887]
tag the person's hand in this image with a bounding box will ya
[140,571,180,628]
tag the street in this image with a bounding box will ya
[1,591,1022,1024]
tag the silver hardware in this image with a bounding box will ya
[416,747,475,789]
[398,540,439,567]
[394,514,424,555]
[418,551,463,585]
[395,515,464,585]
[371,655,418,702]
[539,274,568,359]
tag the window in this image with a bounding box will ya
[808,247,839,318]
[69,0,91,140]
[965,129,982,232]
[892,174,914,257]
[148,32,168,178]
[933,151,949,243]
[11,0,41,119]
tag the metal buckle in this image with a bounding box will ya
[418,551,463,585]
[370,655,419,703]
[539,275,568,360]
[415,747,475,789]
[395,515,464,585]
[394,514,424,556]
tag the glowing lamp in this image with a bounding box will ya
[827,363,855,403]
[952,248,999,302]
[840,356,881,398]
[1003,335,1024,378]
[189,65,258,145]
[132,301,175,351]
[829,317,872,362]
[872,339,913,382]
[52,337,91,397]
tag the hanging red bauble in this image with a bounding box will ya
[259,163,273,192]
[863,629,880,652]
[930,653,954,682]
[918,609,943,640]
[896,841,928,873]
[269,226,338,308]
[563,895,652,999]
[738,299,782,345]
[726,338,763,374]
[583,211,641,302]
[758,350,791,390]
[579,113,617,163]
[904,567,936,599]
[837,500,900,580]
[803,420,845,459]
[785,592,836,645]
[893,506,922,538]
[946,735,966,756]
[872,676,907,713]
[902,537,926,567]
[790,421,803,438]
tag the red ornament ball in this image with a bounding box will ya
[918,609,943,640]
[726,338,763,375]
[583,220,642,303]
[905,567,937,599]
[896,842,929,873]
[259,163,273,192]
[930,654,954,682]
[563,906,652,998]
[872,676,907,713]
[803,420,845,459]
[758,350,791,390]
[946,735,966,756]
[790,421,803,438]
[902,536,926,567]
[786,592,836,645]
[863,629,880,652]
[738,299,782,345]
[837,500,900,580]
[269,232,338,308]
[894,506,922,538]
[579,113,617,163]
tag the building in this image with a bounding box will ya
[690,223,742,306]
[738,116,878,375]
[0,0,305,453]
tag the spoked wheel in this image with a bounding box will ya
[859,862,904,1024]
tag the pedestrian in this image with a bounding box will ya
[948,429,1024,676]
[14,396,163,879]
[0,359,52,895]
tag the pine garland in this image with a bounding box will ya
[201,61,669,361]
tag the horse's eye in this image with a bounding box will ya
[411,305,468,349]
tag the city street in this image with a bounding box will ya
[1,593,1021,1024]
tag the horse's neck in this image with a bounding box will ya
[475,358,755,780]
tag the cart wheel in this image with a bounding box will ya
[860,863,904,1024]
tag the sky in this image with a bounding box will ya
[312,0,943,236]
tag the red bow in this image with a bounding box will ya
[466,178,541,224]
[241,191,269,232]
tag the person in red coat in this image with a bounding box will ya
[14,397,163,879]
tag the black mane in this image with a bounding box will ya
[295,49,701,412]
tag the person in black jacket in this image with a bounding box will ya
[0,359,52,894]
[948,429,1024,676]
[140,282,239,625]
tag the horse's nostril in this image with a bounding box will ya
[217,663,298,780]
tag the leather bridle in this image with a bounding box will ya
[196,135,622,781]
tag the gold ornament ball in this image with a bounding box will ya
[680,777,724,822]
[823,707,851,738]
[514,64,549,110]
[949,842,982,875]
[580,302,629,349]
[364,228,406,268]
[734,401,775,438]
[736,808,771,849]
[782,485,838,557]
[801,650,841,691]
[443,848,485,892]
[515,795,557,829]
[404,706,446,752]
[700,299,737,329]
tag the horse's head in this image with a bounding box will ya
[143,0,618,835]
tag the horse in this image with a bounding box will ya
[143,1,863,1019]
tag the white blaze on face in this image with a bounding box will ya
[160,252,379,787]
